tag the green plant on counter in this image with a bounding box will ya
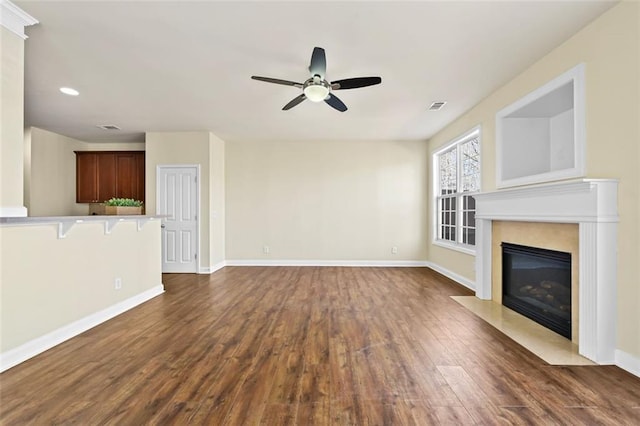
[104,198,143,207]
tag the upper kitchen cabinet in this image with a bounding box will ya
[114,152,145,201]
[75,151,145,203]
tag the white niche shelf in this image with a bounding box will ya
[496,64,585,188]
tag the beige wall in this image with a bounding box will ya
[0,27,26,211]
[25,127,144,216]
[145,131,225,271]
[427,2,640,358]
[210,135,225,266]
[225,139,429,261]
[26,127,83,216]
[0,220,162,353]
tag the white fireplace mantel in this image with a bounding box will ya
[474,179,618,364]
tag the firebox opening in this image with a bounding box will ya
[501,242,572,339]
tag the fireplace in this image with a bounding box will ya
[502,243,571,339]
[474,179,618,364]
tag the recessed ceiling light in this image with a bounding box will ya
[59,87,79,96]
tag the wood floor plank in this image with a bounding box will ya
[295,401,330,425]
[260,403,298,425]
[2,266,640,424]
[432,405,476,424]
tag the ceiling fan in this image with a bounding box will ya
[251,47,382,112]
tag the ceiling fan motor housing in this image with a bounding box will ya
[303,77,331,102]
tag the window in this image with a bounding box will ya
[433,127,480,252]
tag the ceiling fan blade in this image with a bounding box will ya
[331,77,382,90]
[309,47,326,79]
[283,94,307,110]
[252,76,303,88]
[324,93,347,112]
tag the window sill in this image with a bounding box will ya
[433,239,476,256]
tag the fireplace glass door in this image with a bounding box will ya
[502,242,571,339]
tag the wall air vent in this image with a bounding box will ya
[97,124,121,130]
[428,101,447,111]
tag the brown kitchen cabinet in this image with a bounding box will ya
[75,151,145,203]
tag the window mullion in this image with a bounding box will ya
[436,195,441,240]
[456,144,463,244]
[456,195,462,244]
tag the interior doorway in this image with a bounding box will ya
[157,165,199,273]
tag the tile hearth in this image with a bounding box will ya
[452,296,594,366]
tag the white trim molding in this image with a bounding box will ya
[426,262,475,291]
[210,260,226,273]
[0,285,164,372]
[615,350,640,379]
[198,261,226,274]
[474,179,618,364]
[0,205,27,217]
[0,0,38,39]
[0,215,163,238]
[225,260,430,268]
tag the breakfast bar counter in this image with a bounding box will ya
[0,214,164,372]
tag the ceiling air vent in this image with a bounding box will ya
[428,101,447,111]
[97,124,121,130]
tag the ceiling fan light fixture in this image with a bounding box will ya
[303,84,330,102]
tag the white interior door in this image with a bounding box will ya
[158,166,198,273]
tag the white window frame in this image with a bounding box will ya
[432,126,481,255]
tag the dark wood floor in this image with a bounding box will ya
[1,267,639,425]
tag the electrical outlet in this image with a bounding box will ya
[263,245,270,254]
[392,246,398,254]
[114,277,122,290]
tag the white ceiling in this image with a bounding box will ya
[16,1,616,143]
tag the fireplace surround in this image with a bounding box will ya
[474,179,618,364]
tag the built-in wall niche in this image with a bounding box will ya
[496,64,585,188]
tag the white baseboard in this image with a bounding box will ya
[211,260,226,273]
[199,260,226,274]
[224,259,430,267]
[0,284,164,373]
[615,349,640,378]
[426,261,476,291]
